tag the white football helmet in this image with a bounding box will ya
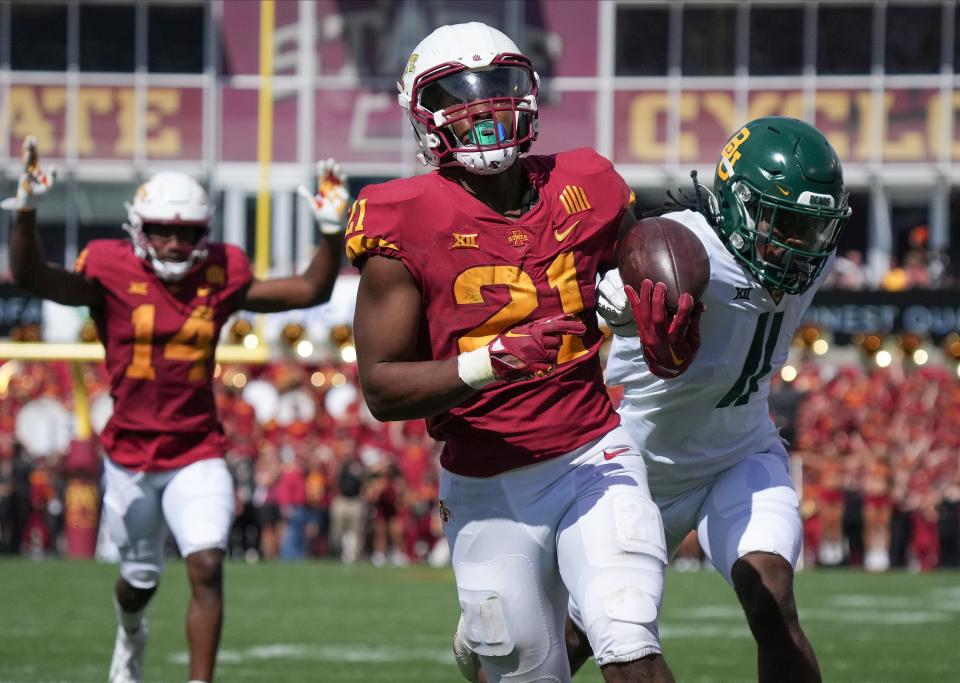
[123,172,212,281]
[397,22,540,175]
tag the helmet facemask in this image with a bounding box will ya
[725,177,850,294]
[124,212,210,282]
[405,56,539,175]
[123,172,212,282]
[714,117,852,295]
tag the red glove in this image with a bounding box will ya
[488,314,586,382]
[626,280,704,379]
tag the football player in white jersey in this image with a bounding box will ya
[585,117,850,682]
[454,117,850,683]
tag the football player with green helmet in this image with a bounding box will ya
[571,117,849,683]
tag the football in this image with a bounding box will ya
[617,216,710,312]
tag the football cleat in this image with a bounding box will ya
[108,621,147,683]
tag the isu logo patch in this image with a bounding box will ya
[128,281,149,296]
[559,185,592,215]
[438,500,452,523]
[507,229,530,248]
[769,288,784,305]
[451,232,479,249]
[733,287,751,301]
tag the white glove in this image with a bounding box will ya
[596,269,638,337]
[1,136,56,211]
[297,158,349,235]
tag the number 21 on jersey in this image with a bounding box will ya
[125,304,216,382]
[454,251,589,365]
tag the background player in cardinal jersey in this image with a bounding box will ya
[4,138,348,683]
[562,117,850,683]
[349,23,699,683]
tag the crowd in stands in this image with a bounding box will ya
[1,356,959,572]
[824,226,956,290]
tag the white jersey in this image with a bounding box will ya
[605,209,830,493]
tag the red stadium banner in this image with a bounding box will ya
[6,83,959,166]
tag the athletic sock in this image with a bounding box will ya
[113,594,145,634]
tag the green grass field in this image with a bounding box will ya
[1,559,958,682]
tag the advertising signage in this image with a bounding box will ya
[805,290,960,343]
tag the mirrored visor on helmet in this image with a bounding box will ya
[419,66,534,112]
[756,204,842,254]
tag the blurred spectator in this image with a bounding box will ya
[276,444,309,561]
[253,447,282,560]
[365,461,408,567]
[825,249,867,290]
[329,452,366,564]
[881,256,909,291]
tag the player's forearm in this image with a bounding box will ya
[10,208,47,287]
[300,233,343,305]
[361,358,477,422]
[10,208,101,306]
[241,235,343,312]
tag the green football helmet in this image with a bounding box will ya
[713,116,851,295]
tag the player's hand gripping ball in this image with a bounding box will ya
[297,158,350,235]
[1,136,57,211]
[616,216,709,379]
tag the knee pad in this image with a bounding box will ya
[455,555,550,661]
[579,566,664,666]
[120,561,161,590]
[460,590,514,658]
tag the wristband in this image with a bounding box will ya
[457,346,495,390]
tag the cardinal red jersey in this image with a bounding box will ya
[347,148,631,476]
[75,240,252,471]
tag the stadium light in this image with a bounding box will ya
[780,365,798,382]
[340,344,357,364]
[295,339,314,358]
[310,371,326,387]
[811,339,829,355]
[874,350,893,368]
[912,349,929,366]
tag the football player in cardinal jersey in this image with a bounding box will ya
[5,137,348,683]
[350,22,697,683]
[566,117,850,682]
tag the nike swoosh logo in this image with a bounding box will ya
[603,447,632,461]
[775,184,790,196]
[554,219,580,242]
[504,331,531,338]
[669,345,686,366]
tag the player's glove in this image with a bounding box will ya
[457,314,587,389]
[297,158,350,235]
[596,269,637,337]
[626,279,704,379]
[1,136,56,211]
